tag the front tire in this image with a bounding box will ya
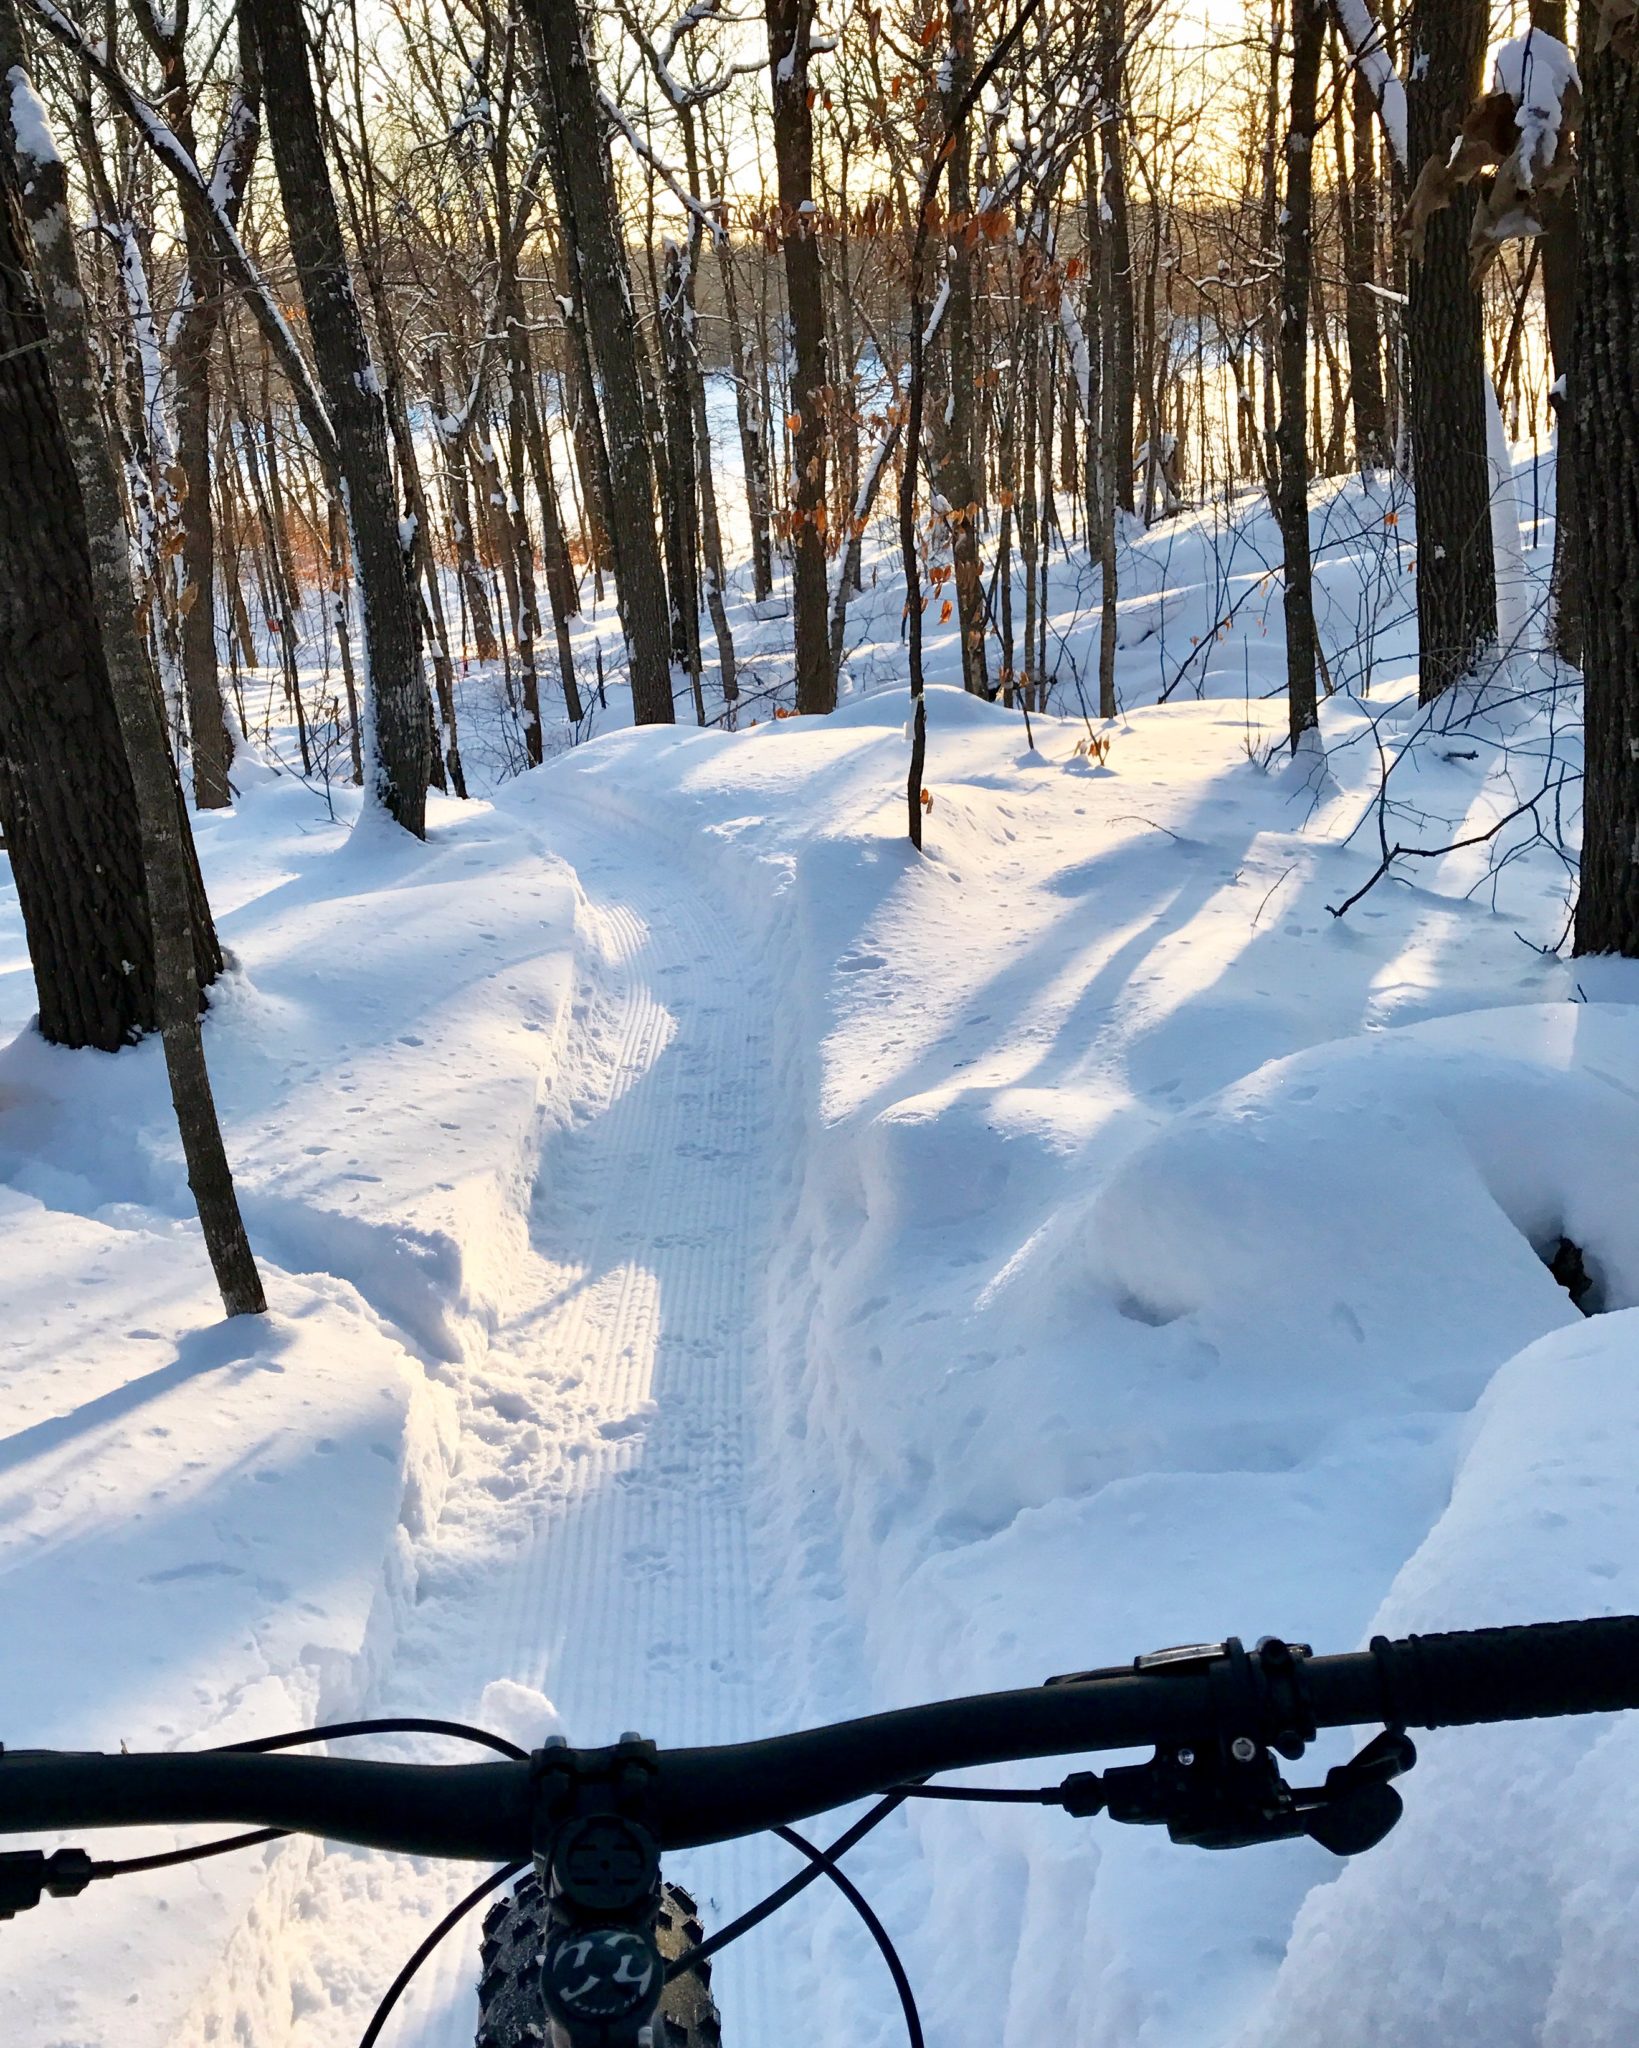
[476,1871,722,2048]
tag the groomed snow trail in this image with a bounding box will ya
[278,795,783,2047]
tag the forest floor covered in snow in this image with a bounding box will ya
[3,453,1637,2048]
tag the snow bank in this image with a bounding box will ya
[0,774,594,2048]
[1236,1308,1639,2048]
[533,690,1625,2048]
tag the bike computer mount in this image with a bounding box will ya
[530,1733,669,2048]
[1047,1635,1416,1856]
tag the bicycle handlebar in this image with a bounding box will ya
[3,1618,1635,1861]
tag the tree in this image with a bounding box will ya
[2,14,264,1315]
[1340,38,1390,468]
[1532,0,1585,663]
[130,0,259,813]
[934,0,989,700]
[765,0,833,714]
[1277,0,1326,751]
[1402,0,1497,702]
[0,99,218,1052]
[527,0,675,725]
[242,0,432,832]
[1571,11,1639,955]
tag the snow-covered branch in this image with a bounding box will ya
[21,0,340,476]
[1330,0,1408,169]
[597,83,724,242]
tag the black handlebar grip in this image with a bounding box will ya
[1368,1617,1639,1731]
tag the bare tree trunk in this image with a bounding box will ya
[528,0,674,724]
[427,346,499,662]
[554,269,615,582]
[765,0,834,712]
[327,497,364,785]
[1279,0,1325,750]
[714,216,774,602]
[503,371,546,764]
[1341,47,1390,467]
[518,330,585,723]
[1571,18,1639,955]
[2,28,263,1315]
[1096,5,1123,716]
[0,170,216,1049]
[660,242,706,723]
[678,238,738,711]
[1259,0,1286,506]
[939,0,990,698]
[1106,11,1137,515]
[1404,0,1497,702]
[244,0,431,828]
[1528,0,1584,665]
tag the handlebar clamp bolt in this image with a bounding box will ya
[1177,1748,1195,1767]
[1230,1736,1258,1764]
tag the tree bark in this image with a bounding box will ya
[1105,12,1137,515]
[244,0,432,831]
[1342,52,1390,468]
[1279,0,1325,750]
[713,214,775,602]
[427,345,500,662]
[938,0,990,698]
[133,5,260,812]
[660,242,705,723]
[1530,0,1585,665]
[2,25,263,1314]
[766,0,834,712]
[1570,21,1639,955]
[528,0,674,724]
[1404,0,1497,702]
[0,154,224,1057]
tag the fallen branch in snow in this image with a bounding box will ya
[1328,638,1581,925]
[1326,767,1578,921]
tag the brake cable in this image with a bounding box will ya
[774,1823,925,2048]
[357,1859,528,2048]
[216,1715,529,1760]
[664,1788,910,1976]
[0,1719,528,1920]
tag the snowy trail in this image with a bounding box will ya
[279,795,785,2047]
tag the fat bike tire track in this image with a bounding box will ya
[298,793,785,2048]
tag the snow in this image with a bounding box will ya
[6,65,61,167]
[1486,378,1532,649]
[1493,30,1580,186]
[1334,0,1409,167]
[1,406,1631,2048]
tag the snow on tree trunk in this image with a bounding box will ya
[1484,376,1532,652]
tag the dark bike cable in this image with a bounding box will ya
[68,1724,527,1896]
[96,1828,288,1878]
[218,1718,528,1760]
[665,1790,909,1980]
[892,1782,1060,1804]
[357,1859,527,2048]
[773,1823,924,2048]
